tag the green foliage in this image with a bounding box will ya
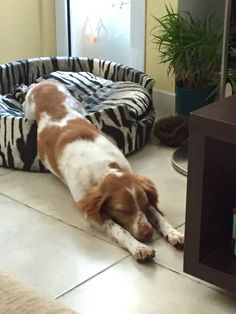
[151,5,223,90]
[228,68,236,93]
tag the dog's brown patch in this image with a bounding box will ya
[29,80,69,122]
[38,118,99,178]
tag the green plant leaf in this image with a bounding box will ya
[151,5,223,89]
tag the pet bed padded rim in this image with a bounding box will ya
[0,57,155,171]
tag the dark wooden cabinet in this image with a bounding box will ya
[184,94,236,294]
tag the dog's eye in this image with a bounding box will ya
[139,195,148,212]
[116,206,132,214]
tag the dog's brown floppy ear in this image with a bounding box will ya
[76,185,108,225]
[137,176,163,215]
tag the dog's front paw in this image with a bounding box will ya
[133,246,155,263]
[166,231,184,249]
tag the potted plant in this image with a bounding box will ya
[151,5,223,115]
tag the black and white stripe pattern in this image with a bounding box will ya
[38,71,109,102]
[0,57,155,172]
[38,71,152,120]
[0,94,23,117]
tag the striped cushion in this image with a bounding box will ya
[37,71,109,101]
[38,71,152,119]
[0,94,23,117]
[0,57,155,171]
[0,71,152,121]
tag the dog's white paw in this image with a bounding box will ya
[133,246,155,263]
[166,231,184,248]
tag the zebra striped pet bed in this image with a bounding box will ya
[0,57,155,172]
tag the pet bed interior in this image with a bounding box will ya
[0,57,155,172]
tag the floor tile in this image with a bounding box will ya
[151,226,226,293]
[58,257,236,314]
[152,225,185,273]
[0,143,186,242]
[0,166,13,176]
[128,144,187,227]
[0,193,127,297]
[0,171,105,238]
[0,170,148,245]
[0,170,158,245]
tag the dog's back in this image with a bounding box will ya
[24,80,131,200]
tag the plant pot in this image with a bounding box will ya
[175,84,217,116]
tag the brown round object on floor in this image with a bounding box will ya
[154,114,189,147]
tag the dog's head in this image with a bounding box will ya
[77,167,162,242]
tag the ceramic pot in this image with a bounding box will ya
[175,84,216,116]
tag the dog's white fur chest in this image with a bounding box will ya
[58,135,131,201]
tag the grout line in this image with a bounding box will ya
[0,191,118,247]
[55,255,130,299]
[2,187,227,298]
[0,189,186,250]
[150,222,185,244]
[152,258,233,298]
[0,171,14,177]
[0,189,185,246]
[176,222,185,229]
[57,253,235,301]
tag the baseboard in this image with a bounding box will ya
[153,89,176,118]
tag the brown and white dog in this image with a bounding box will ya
[23,79,184,262]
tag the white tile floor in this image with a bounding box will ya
[0,141,236,313]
